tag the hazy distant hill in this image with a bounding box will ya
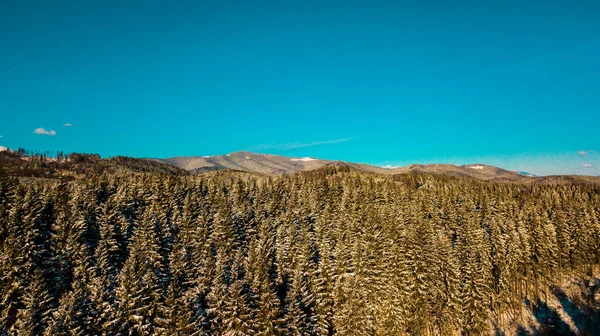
[162,151,333,175]
[161,151,403,175]
[390,163,533,182]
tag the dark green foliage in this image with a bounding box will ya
[0,170,599,335]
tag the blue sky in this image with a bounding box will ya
[1,0,599,175]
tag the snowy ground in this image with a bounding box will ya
[496,272,599,335]
[290,157,317,162]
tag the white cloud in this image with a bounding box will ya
[33,128,57,136]
[582,163,593,168]
[64,123,72,127]
[578,150,588,157]
[250,138,355,151]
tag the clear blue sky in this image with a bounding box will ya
[1,0,599,175]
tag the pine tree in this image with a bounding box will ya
[246,223,285,336]
[93,196,127,332]
[208,250,255,335]
[14,270,54,335]
[457,208,491,335]
[114,207,166,335]
[45,249,99,335]
[0,188,28,331]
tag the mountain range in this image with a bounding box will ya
[2,148,599,184]
[159,151,600,184]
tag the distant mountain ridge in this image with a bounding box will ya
[161,151,394,175]
[162,151,329,175]
[390,163,532,182]
[158,151,600,184]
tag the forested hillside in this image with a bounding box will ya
[0,150,188,179]
[1,169,599,335]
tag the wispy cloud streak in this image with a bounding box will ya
[249,138,355,151]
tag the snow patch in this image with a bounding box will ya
[469,165,485,170]
[245,156,251,160]
[381,164,400,169]
[290,157,316,162]
[0,146,10,152]
[202,156,212,158]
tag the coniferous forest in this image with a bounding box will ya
[1,168,600,335]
